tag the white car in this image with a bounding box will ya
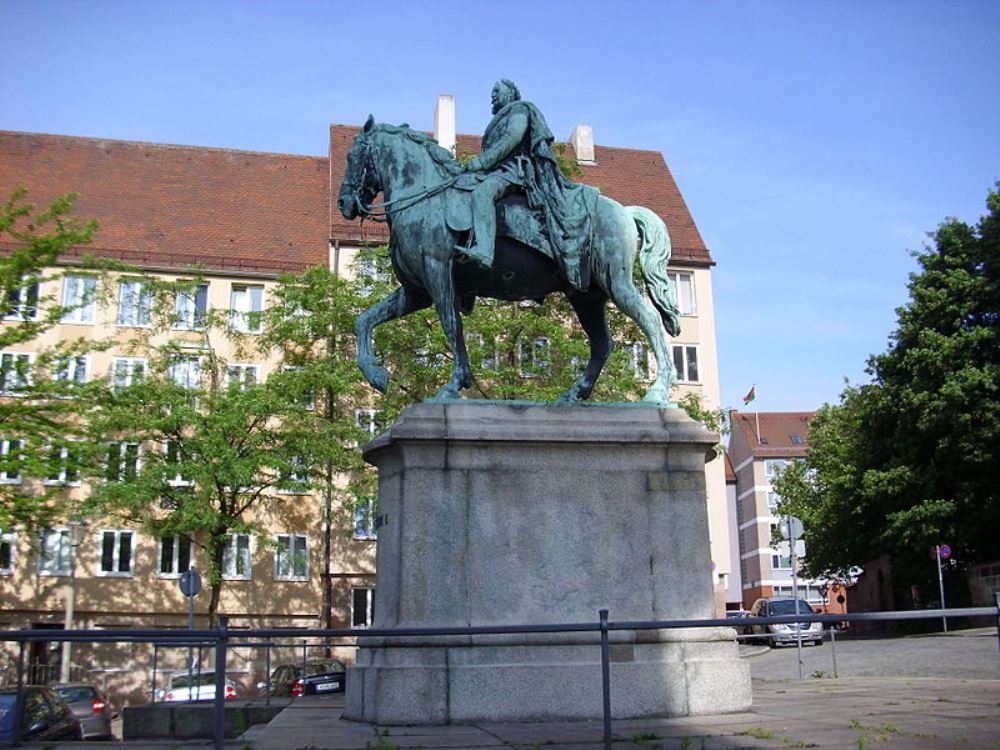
[156,672,237,702]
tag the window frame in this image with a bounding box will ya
[0,530,15,574]
[61,275,97,324]
[158,533,193,578]
[667,271,697,316]
[351,586,375,628]
[518,337,550,378]
[4,278,39,321]
[111,357,147,389]
[273,532,309,581]
[225,363,260,390]
[37,528,73,576]
[173,283,209,331]
[97,529,135,577]
[54,354,90,386]
[44,444,80,486]
[0,438,23,484]
[0,351,34,395]
[353,499,377,540]
[115,279,153,328]
[105,441,141,482]
[671,344,700,384]
[229,283,264,334]
[221,533,252,580]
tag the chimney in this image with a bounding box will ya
[434,95,456,154]
[568,124,596,165]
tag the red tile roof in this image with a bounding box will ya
[731,411,815,458]
[0,131,329,274]
[329,125,713,266]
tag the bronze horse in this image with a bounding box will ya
[338,117,681,404]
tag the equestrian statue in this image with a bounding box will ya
[338,80,682,405]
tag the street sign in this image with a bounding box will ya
[179,568,202,597]
[782,516,804,539]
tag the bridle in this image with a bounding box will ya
[343,132,460,225]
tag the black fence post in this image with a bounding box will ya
[13,632,26,747]
[599,608,611,750]
[213,616,229,750]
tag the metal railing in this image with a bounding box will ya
[2,604,997,749]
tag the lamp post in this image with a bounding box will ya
[60,520,83,683]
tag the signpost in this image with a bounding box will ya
[931,546,949,633]
[783,515,805,679]
[179,568,202,691]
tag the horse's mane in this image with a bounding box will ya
[373,122,463,177]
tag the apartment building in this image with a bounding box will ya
[727,411,847,613]
[0,98,734,701]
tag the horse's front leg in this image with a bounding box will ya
[557,293,612,403]
[356,286,431,393]
[423,255,471,401]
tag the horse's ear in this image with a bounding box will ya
[363,115,375,133]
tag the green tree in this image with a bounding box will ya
[79,276,351,624]
[776,185,1000,594]
[0,189,108,531]
[260,265,373,630]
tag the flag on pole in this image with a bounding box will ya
[742,385,756,405]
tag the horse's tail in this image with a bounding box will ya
[628,205,681,337]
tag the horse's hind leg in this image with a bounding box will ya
[356,286,431,393]
[557,293,612,403]
[608,274,677,404]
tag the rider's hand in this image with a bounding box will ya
[464,157,482,172]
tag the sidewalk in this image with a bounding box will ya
[235,675,1000,749]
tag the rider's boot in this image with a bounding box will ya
[457,191,496,269]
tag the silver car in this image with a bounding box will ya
[52,683,114,740]
[748,597,824,647]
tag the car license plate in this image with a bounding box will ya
[316,682,339,692]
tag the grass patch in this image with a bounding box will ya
[735,726,775,739]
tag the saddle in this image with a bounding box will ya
[444,177,556,262]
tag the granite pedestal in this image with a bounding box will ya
[344,402,750,724]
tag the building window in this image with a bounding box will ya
[159,534,192,577]
[354,409,381,438]
[98,529,134,576]
[174,283,209,330]
[222,533,251,580]
[764,459,788,478]
[767,491,781,511]
[4,278,39,321]
[354,500,377,540]
[280,366,315,410]
[519,337,550,377]
[0,530,15,574]
[111,357,146,388]
[668,271,696,316]
[354,256,390,297]
[170,356,202,390]
[772,550,793,570]
[352,587,375,628]
[45,445,80,485]
[0,439,23,484]
[467,334,498,371]
[61,275,97,324]
[225,363,259,390]
[671,345,699,383]
[278,457,309,494]
[274,533,308,581]
[105,442,140,482]
[165,440,193,487]
[38,528,72,576]
[0,352,33,395]
[625,341,651,381]
[116,280,152,327]
[230,284,263,333]
[54,355,89,385]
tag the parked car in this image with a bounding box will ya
[52,683,114,740]
[725,609,752,635]
[258,659,347,697]
[0,685,82,743]
[747,597,824,647]
[156,671,238,702]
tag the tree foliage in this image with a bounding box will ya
[776,185,1000,588]
[0,189,108,531]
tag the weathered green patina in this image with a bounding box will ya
[337,81,681,405]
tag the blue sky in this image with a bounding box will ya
[2,0,997,412]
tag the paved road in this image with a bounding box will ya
[744,626,1000,681]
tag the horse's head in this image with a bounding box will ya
[338,115,380,220]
